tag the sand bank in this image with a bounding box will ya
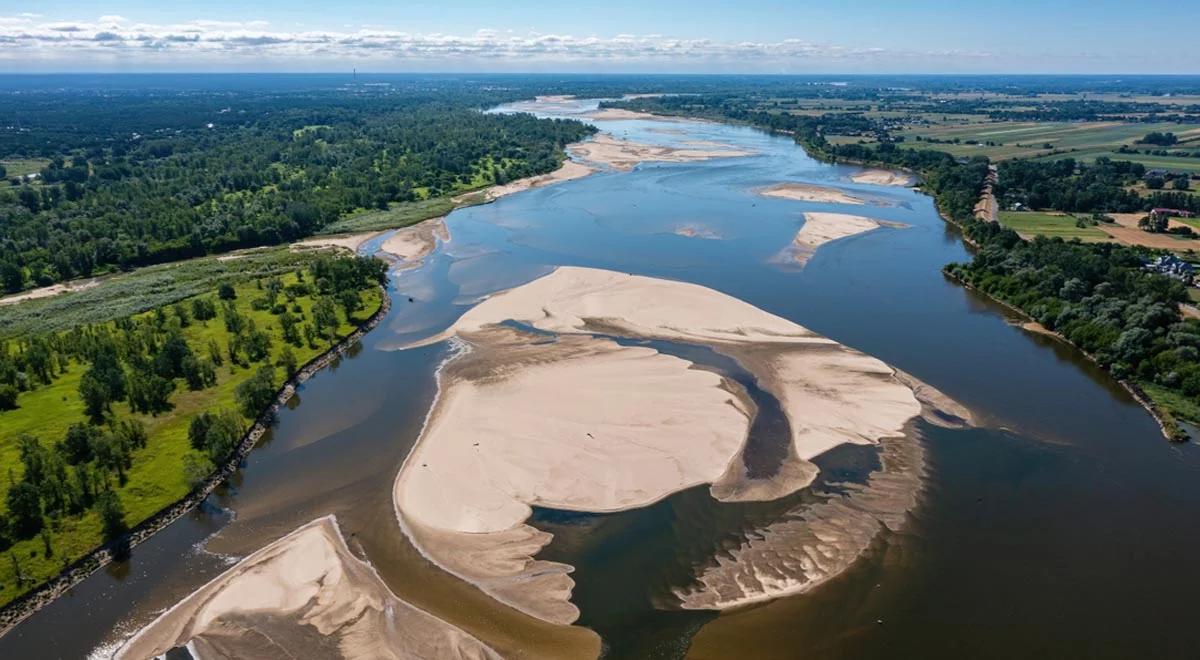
[396,267,951,619]
[586,108,668,121]
[0,277,101,306]
[115,516,500,660]
[850,169,914,186]
[674,224,723,239]
[568,134,754,171]
[759,182,866,205]
[535,95,576,103]
[467,159,595,203]
[777,212,886,266]
[380,218,449,268]
[676,431,926,610]
[291,230,380,255]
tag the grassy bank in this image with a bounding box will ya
[0,255,384,607]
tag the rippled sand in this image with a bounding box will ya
[115,516,500,660]
[395,267,939,622]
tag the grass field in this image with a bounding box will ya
[320,197,458,234]
[1034,148,1200,174]
[0,159,50,178]
[0,273,382,606]
[997,211,1112,241]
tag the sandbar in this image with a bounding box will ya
[674,224,723,239]
[850,168,914,186]
[396,267,938,620]
[380,218,449,268]
[0,277,101,306]
[465,159,596,203]
[569,133,754,171]
[776,212,899,267]
[115,516,500,660]
[759,182,866,205]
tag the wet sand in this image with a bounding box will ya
[473,160,596,202]
[396,267,936,620]
[115,516,500,660]
[569,134,755,171]
[380,218,450,268]
[759,183,866,205]
[776,212,890,266]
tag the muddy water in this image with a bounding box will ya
[4,99,1200,659]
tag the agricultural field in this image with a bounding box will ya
[1035,147,1200,174]
[997,211,1112,241]
[899,121,1200,162]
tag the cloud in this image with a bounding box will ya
[0,14,1016,71]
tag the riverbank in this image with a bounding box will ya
[0,285,392,637]
[943,269,1187,441]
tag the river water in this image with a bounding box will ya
[4,99,1200,659]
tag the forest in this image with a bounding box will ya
[996,159,1199,214]
[0,86,595,291]
[0,251,384,606]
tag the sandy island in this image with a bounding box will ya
[776,212,907,267]
[379,218,450,268]
[759,182,866,205]
[393,267,965,622]
[673,224,723,239]
[850,169,914,186]
[115,516,500,660]
[569,133,754,171]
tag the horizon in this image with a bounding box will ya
[3,1,1199,75]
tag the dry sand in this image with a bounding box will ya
[466,159,595,203]
[380,218,449,268]
[759,183,866,205]
[395,267,946,621]
[850,169,914,186]
[586,108,669,121]
[291,230,380,255]
[0,277,101,306]
[776,212,905,267]
[568,134,754,171]
[115,516,500,660]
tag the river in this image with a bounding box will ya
[3,98,1200,659]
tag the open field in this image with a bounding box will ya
[0,159,50,178]
[997,211,1111,241]
[898,121,1200,162]
[0,270,382,607]
[1033,148,1200,174]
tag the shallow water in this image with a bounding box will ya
[4,99,1200,659]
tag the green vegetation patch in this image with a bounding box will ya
[998,211,1111,241]
[0,253,385,607]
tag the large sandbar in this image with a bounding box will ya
[569,134,754,171]
[759,182,866,205]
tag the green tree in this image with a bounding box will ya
[6,482,42,538]
[218,283,237,300]
[234,365,277,419]
[96,490,127,541]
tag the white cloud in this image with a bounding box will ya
[0,14,1013,71]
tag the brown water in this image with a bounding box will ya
[3,100,1200,659]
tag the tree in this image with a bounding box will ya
[96,490,127,541]
[191,297,217,321]
[278,346,299,378]
[6,482,43,538]
[312,298,340,343]
[128,368,175,415]
[218,283,237,300]
[1174,176,1191,191]
[0,384,17,411]
[62,423,100,464]
[234,365,277,419]
[1146,176,1165,190]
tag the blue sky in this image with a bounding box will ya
[2,1,1197,73]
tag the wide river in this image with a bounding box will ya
[5,99,1200,659]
